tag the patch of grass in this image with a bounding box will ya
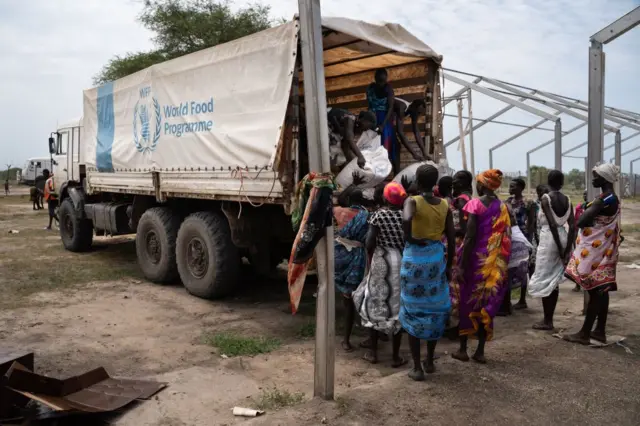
[0,239,142,308]
[335,396,351,417]
[203,332,281,356]
[252,387,305,411]
[297,321,316,338]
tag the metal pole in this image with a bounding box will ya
[298,0,335,400]
[587,41,605,202]
[457,99,468,171]
[467,90,476,176]
[554,120,562,171]
[614,132,622,195]
[526,153,531,197]
[584,157,589,189]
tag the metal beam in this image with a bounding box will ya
[298,0,335,400]
[591,6,640,44]
[488,110,563,168]
[443,77,482,106]
[622,145,640,156]
[562,124,623,155]
[442,114,555,131]
[605,130,640,150]
[443,73,559,122]
[587,41,605,202]
[444,92,534,147]
[527,122,587,155]
[535,90,640,132]
[483,77,619,133]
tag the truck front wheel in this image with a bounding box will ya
[176,211,238,299]
[136,207,180,283]
[59,198,93,252]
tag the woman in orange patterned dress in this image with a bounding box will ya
[452,169,511,364]
[564,164,621,344]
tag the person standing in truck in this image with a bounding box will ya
[366,68,399,173]
[43,169,58,230]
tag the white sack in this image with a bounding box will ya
[335,130,392,190]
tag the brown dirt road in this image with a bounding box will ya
[1,194,640,425]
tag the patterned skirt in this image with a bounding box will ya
[353,246,402,335]
[399,241,451,340]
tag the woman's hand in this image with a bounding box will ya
[357,156,366,169]
[352,171,365,186]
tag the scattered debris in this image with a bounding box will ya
[625,263,640,269]
[232,406,264,417]
[221,354,229,359]
[3,361,166,419]
[8,230,19,234]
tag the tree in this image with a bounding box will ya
[94,0,276,85]
[528,165,549,188]
[566,168,585,190]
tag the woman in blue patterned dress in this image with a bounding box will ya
[334,185,369,352]
[401,165,455,381]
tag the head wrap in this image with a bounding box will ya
[593,163,620,183]
[476,169,503,191]
[383,182,407,206]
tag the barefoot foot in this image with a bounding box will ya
[472,353,487,364]
[562,332,590,345]
[451,351,470,362]
[408,368,425,382]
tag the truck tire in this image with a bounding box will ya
[176,211,238,299]
[136,207,180,283]
[59,198,93,252]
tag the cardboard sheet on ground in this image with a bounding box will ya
[4,362,166,414]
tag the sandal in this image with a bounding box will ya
[532,322,554,331]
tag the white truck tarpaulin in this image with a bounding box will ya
[83,21,298,173]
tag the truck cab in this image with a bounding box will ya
[49,117,83,193]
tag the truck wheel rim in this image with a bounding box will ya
[63,215,73,239]
[187,237,208,279]
[146,231,161,264]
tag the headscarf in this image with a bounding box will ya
[383,182,407,207]
[593,163,620,183]
[476,169,503,191]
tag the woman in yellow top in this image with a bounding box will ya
[400,164,455,381]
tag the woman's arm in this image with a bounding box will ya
[541,196,563,259]
[577,198,604,228]
[527,202,536,242]
[409,108,427,159]
[460,213,477,276]
[445,209,455,277]
[365,225,379,257]
[564,204,576,264]
[455,197,469,235]
[403,197,416,243]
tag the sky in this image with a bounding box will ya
[1,0,639,174]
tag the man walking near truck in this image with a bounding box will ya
[43,169,58,230]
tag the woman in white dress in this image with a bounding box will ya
[528,170,575,330]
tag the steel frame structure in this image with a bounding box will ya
[587,6,640,199]
[441,66,640,195]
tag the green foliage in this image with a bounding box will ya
[0,168,20,181]
[566,168,585,190]
[253,387,305,411]
[203,332,281,356]
[94,0,277,85]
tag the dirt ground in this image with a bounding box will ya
[1,192,640,425]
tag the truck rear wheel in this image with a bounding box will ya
[59,198,93,252]
[176,211,238,299]
[136,207,179,283]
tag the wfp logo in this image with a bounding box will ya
[133,87,161,153]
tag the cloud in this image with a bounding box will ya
[1,0,639,174]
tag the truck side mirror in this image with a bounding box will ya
[48,137,56,154]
